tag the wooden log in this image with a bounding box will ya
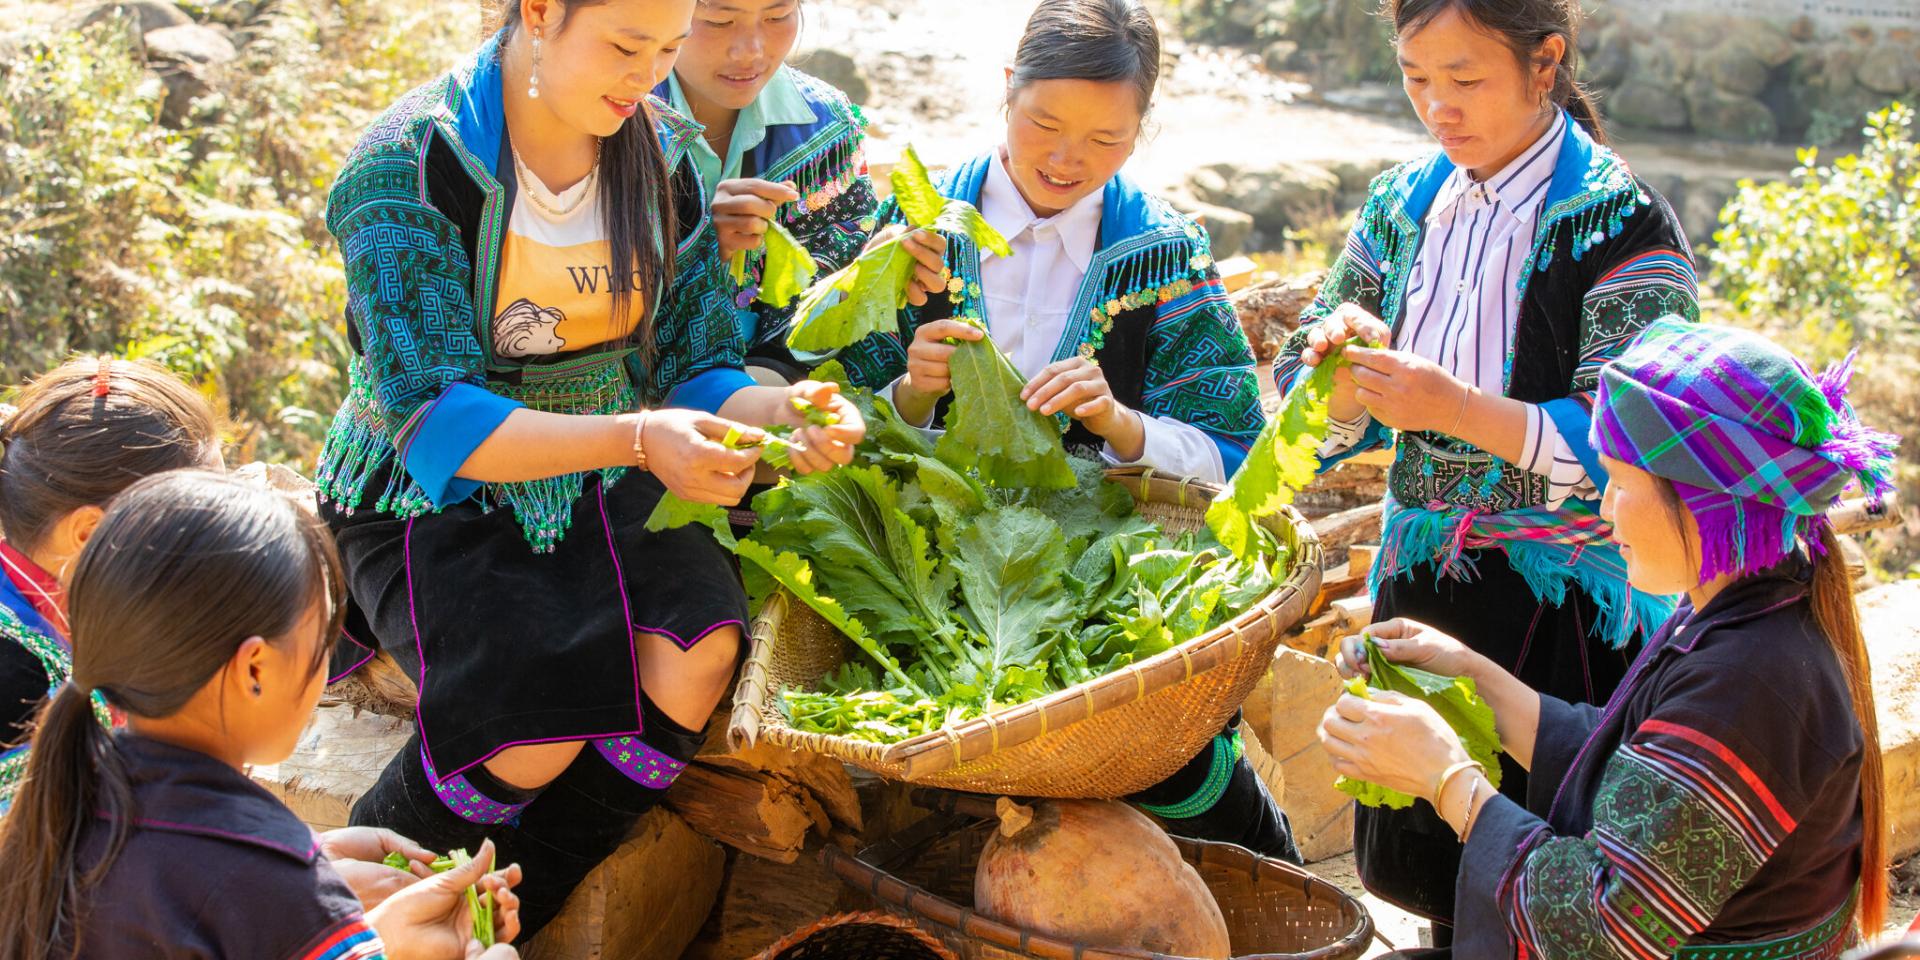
[681,842,875,960]
[254,705,412,831]
[324,649,418,719]
[665,763,819,863]
[695,706,863,834]
[1860,580,1920,860]
[523,807,726,960]
[1217,255,1260,293]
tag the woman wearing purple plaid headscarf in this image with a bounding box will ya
[1319,319,1897,958]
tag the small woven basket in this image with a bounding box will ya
[823,792,1374,960]
[753,911,961,960]
[728,469,1322,797]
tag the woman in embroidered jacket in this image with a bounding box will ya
[0,359,222,814]
[316,0,866,935]
[835,0,1293,859]
[1279,0,1697,928]
[654,0,878,380]
[1320,320,1894,959]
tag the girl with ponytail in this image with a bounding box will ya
[0,357,221,813]
[1319,320,1895,958]
[1278,0,1700,933]
[0,472,523,960]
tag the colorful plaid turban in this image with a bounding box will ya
[1590,318,1900,581]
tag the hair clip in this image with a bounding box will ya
[92,357,112,398]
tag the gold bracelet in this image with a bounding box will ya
[1433,759,1481,809]
[631,411,651,472]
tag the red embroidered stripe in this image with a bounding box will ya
[1637,719,1797,832]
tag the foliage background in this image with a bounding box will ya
[0,0,475,462]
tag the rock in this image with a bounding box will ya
[1181,199,1254,258]
[1327,156,1399,197]
[1701,45,1772,97]
[1663,12,1738,50]
[1730,19,1796,68]
[76,0,190,36]
[1626,39,1691,92]
[1581,27,1630,90]
[145,23,238,127]
[1858,43,1920,96]
[1678,189,1727,251]
[1610,82,1691,131]
[792,48,869,105]
[1187,160,1340,236]
[1262,39,1300,73]
[1688,91,1779,142]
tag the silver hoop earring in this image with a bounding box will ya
[529,30,543,99]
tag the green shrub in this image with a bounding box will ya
[0,0,474,462]
[1707,102,1920,576]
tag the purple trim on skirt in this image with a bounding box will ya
[419,741,530,824]
[593,736,687,790]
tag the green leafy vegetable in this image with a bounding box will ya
[935,334,1075,489]
[1334,637,1504,810]
[1206,341,1364,562]
[415,849,496,948]
[651,375,1288,742]
[786,145,1011,353]
[381,851,409,870]
[731,221,818,309]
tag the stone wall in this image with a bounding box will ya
[1176,0,1920,145]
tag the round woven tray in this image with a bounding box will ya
[823,793,1373,960]
[753,911,960,960]
[728,468,1322,798]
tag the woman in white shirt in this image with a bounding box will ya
[836,0,1264,485]
[837,0,1293,860]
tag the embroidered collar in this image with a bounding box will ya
[661,66,818,191]
[0,540,66,639]
[979,148,1103,273]
[104,734,322,865]
[1663,556,1812,655]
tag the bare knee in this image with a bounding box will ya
[484,740,585,790]
[636,627,743,730]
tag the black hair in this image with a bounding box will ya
[1008,0,1162,116]
[1386,0,1607,144]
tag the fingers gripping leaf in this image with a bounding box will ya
[1334,637,1504,809]
[1206,342,1361,561]
[786,145,1010,353]
[732,221,819,309]
[936,335,1076,490]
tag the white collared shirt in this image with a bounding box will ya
[893,150,1227,482]
[1325,112,1594,505]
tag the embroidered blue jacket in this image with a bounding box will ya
[836,153,1264,474]
[315,34,752,549]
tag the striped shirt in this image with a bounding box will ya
[1330,112,1596,506]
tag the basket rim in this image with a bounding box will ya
[728,469,1323,777]
[822,808,1375,960]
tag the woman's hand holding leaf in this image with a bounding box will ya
[894,319,985,425]
[1301,303,1391,421]
[713,178,800,261]
[1319,690,1474,803]
[775,381,866,475]
[1334,619,1484,685]
[641,410,764,505]
[1020,356,1142,460]
[862,224,949,307]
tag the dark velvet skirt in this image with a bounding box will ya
[323,464,747,778]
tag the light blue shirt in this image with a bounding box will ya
[667,65,818,200]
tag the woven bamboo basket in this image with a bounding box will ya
[822,793,1373,960]
[752,911,960,960]
[728,469,1322,797]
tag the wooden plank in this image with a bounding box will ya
[523,807,726,960]
[1217,255,1260,293]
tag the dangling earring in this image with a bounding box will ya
[529,29,543,100]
